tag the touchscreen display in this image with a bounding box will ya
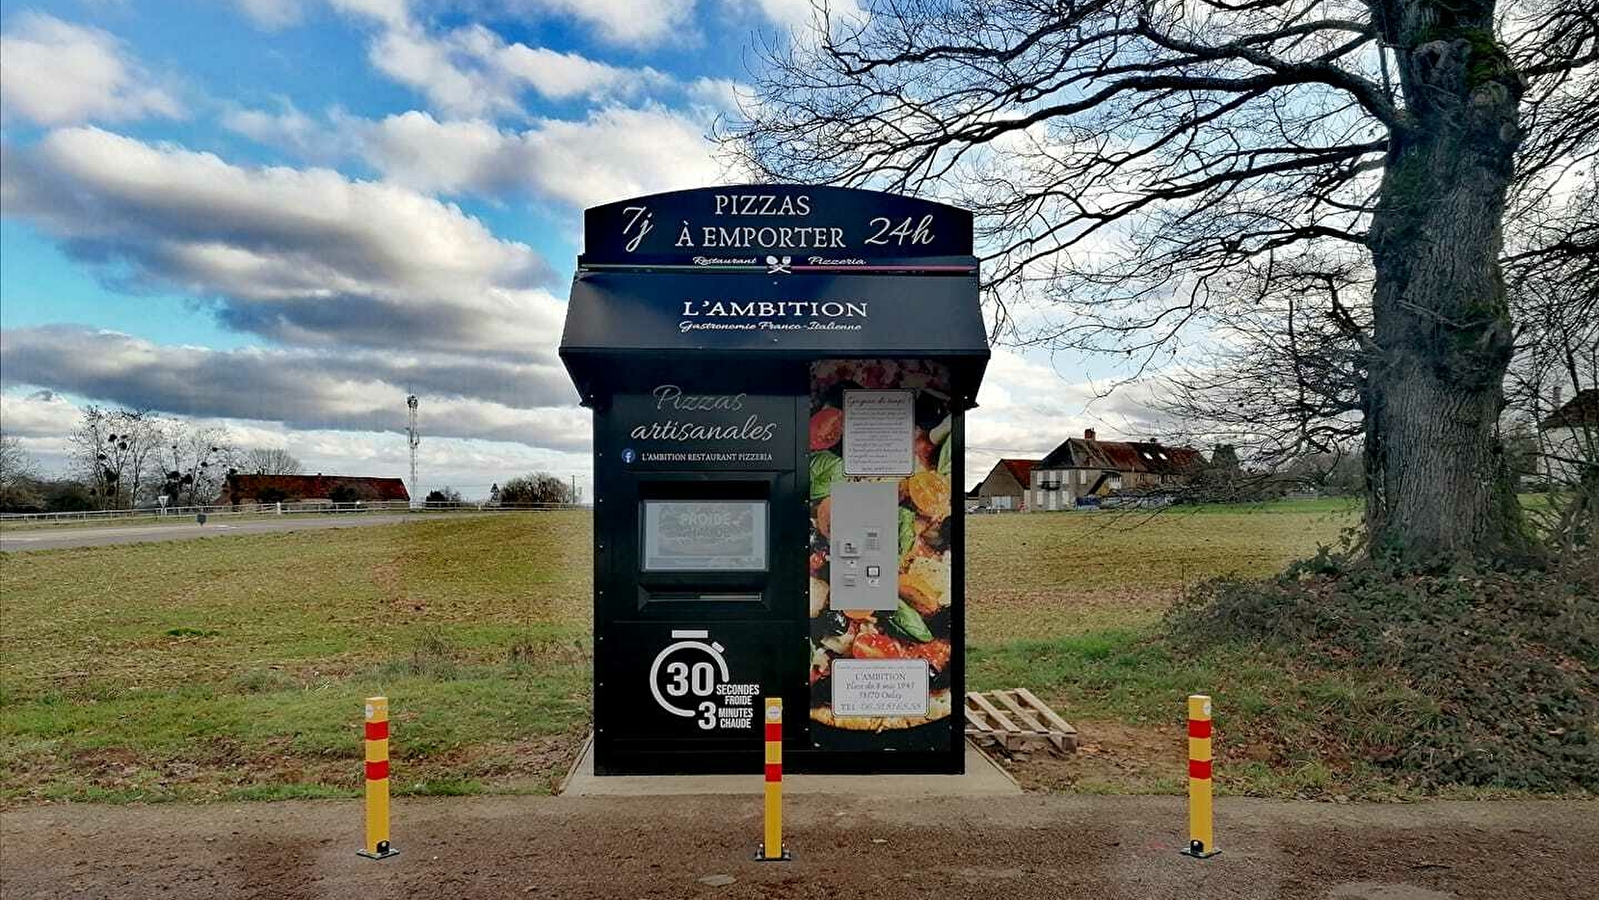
[641,501,768,572]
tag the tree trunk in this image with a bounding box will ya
[1364,1,1530,562]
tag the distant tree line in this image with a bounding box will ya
[429,475,577,507]
[0,406,304,513]
[424,486,464,505]
[2,404,584,514]
[492,473,575,507]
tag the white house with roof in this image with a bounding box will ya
[1027,429,1204,511]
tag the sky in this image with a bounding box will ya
[0,0,1166,501]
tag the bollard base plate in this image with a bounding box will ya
[1179,841,1220,860]
[357,844,401,860]
[754,845,793,862]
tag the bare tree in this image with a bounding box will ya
[0,432,42,511]
[243,447,303,476]
[1155,253,1370,471]
[724,0,1596,563]
[1516,236,1599,552]
[67,406,163,509]
[158,424,239,507]
[1157,182,1592,512]
[1507,192,1599,449]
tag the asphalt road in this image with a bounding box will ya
[0,514,420,552]
[1,794,1593,899]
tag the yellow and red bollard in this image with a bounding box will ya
[1181,693,1219,858]
[756,697,792,861]
[357,696,400,859]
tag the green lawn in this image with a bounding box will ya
[0,502,1363,802]
[966,500,1357,641]
[0,514,593,802]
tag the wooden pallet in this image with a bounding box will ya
[964,688,1079,753]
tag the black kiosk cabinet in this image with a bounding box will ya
[560,186,989,775]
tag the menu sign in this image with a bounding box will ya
[842,390,915,476]
[641,501,768,571]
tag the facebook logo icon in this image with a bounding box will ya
[621,448,636,464]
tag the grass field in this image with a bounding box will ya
[0,502,1372,803]
[966,499,1357,642]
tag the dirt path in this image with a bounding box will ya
[2,794,1592,899]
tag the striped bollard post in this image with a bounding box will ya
[755,698,791,861]
[357,696,400,859]
[1181,694,1219,858]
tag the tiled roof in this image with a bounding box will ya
[1542,389,1599,430]
[223,474,410,502]
[999,458,1039,486]
[1038,438,1203,476]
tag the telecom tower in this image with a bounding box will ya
[406,394,420,508]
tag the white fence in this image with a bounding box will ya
[0,500,583,525]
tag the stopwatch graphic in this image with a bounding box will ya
[649,629,732,730]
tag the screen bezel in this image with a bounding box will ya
[639,499,770,573]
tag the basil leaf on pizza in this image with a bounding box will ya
[884,599,933,643]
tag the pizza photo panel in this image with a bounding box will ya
[807,360,955,745]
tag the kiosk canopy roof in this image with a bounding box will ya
[560,186,989,403]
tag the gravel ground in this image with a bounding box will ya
[2,794,1593,899]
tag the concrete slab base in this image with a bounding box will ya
[560,735,1023,797]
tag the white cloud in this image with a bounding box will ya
[223,105,722,207]
[353,107,721,207]
[366,23,666,117]
[503,106,721,207]
[368,23,511,117]
[1,127,561,358]
[743,0,821,29]
[686,77,749,116]
[490,42,664,101]
[729,0,867,35]
[350,113,508,193]
[341,5,669,117]
[0,388,81,438]
[962,347,1172,488]
[0,13,182,126]
[495,0,696,47]
[220,102,349,161]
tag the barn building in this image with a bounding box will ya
[220,474,410,506]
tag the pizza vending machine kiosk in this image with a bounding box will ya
[559,185,989,775]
